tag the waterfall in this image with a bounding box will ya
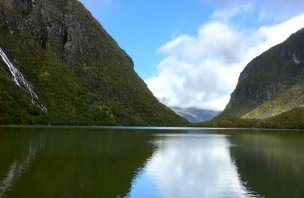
[0,47,47,112]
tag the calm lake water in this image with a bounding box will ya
[0,127,303,198]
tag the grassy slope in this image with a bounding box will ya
[193,107,304,129]
[217,34,304,120]
[243,80,304,119]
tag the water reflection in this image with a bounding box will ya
[127,133,258,198]
[1,128,303,198]
[228,131,304,198]
[0,128,154,198]
[0,133,46,197]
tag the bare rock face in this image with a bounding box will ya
[3,0,133,70]
[218,28,304,119]
[4,0,34,16]
[0,0,187,125]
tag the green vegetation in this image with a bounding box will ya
[243,81,304,119]
[0,1,188,126]
[217,28,304,120]
[193,107,304,129]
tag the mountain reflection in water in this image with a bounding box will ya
[0,127,304,198]
[0,133,46,197]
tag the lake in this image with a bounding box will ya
[0,126,303,198]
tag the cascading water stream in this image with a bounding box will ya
[0,47,47,112]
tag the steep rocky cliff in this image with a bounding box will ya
[0,0,187,125]
[218,28,304,119]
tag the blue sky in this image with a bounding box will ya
[80,0,304,110]
[80,0,215,79]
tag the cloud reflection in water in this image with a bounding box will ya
[127,133,258,198]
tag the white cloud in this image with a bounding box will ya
[211,2,254,21]
[204,0,304,23]
[146,8,304,111]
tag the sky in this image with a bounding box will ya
[80,0,304,111]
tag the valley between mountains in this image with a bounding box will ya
[0,0,304,128]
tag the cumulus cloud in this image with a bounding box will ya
[146,5,304,110]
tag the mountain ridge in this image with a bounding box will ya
[217,27,304,120]
[171,107,220,123]
[0,0,188,126]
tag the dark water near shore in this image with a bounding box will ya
[0,126,303,198]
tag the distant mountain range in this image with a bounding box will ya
[217,27,304,121]
[171,107,221,123]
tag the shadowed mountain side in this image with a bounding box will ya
[0,0,187,126]
[217,28,304,120]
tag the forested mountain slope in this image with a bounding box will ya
[0,0,187,126]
